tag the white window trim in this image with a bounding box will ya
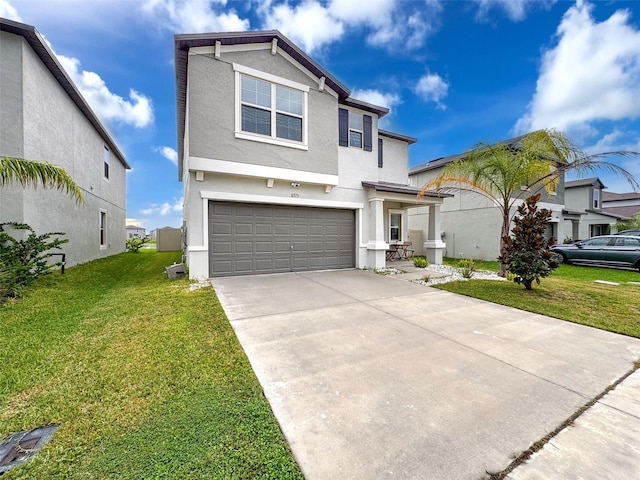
[593,189,600,209]
[389,209,403,243]
[99,209,107,249]
[233,63,309,150]
[103,145,110,182]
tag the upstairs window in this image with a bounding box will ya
[338,108,373,151]
[103,146,110,180]
[234,64,308,149]
[378,138,383,168]
[349,114,363,148]
[593,188,600,209]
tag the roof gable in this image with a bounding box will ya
[174,30,390,179]
[565,178,606,189]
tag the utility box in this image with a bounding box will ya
[165,263,185,279]
[157,227,182,252]
[408,230,424,256]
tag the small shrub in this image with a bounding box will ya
[500,194,559,290]
[505,271,516,282]
[413,256,428,268]
[457,258,477,279]
[422,274,431,283]
[126,237,151,253]
[0,222,67,300]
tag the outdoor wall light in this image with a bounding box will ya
[290,182,300,188]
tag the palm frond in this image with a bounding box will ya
[0,157,83,203]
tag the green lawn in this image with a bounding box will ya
[437,258,640,338]
[0,250,302,479]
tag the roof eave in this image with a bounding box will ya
[0,18,130,170]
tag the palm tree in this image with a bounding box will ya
[419,129,639,276]
[1,156,83,202]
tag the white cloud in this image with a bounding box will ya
[257,0,441,55]
[514,1,640,136]
[156,146,178,165]
[473,0,556,22]
[351,89,402,114]
[140,0,249,33]
[56,54,154,129]
[0,0,21,21]
[415,72,449,109]
[260,1,344,54]
[141,197,183,216]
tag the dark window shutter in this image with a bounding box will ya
[363,115,372,151]
[378,138,383,168]
[338,108,348,146]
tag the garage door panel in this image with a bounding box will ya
[235,223,253,235]
[209,202,354,277]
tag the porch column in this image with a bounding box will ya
[366,197,387,269]
[424,204,446,264]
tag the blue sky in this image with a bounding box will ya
[2,0,640,231]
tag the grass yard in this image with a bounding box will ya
[438,258,640,338]
[0,250,302,479]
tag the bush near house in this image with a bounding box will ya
[0,222,67,301]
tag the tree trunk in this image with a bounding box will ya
[499,211,510,277]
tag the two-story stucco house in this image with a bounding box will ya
[564,178,631,240]
[174,30,447,279]
[0,18,129,266]
[408,137,567,261]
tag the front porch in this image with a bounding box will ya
[361,181,451,269]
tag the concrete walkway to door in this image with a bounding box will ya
[212,269,640,480]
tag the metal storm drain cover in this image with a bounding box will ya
[0,424,58,474]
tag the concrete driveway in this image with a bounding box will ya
[212,269,640,479]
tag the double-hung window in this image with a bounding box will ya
[593,189,600,209]
[338,108,373,151]
[349,114,363,148]
[234,64,308,149]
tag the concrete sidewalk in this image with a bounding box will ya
[212,269,640,479]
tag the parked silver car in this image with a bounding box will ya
[551,235,640,271]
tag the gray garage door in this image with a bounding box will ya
[209,201,355,277]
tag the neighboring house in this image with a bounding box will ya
[174,30,447,279]
[564,178,629,240]
[408,138,566,261]
[126,225,146,239]
[602,191,640,221]
[0,18,129,267]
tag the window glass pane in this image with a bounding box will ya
[242,105,271,136]
[390,214,400,227]
[349,131,362,148]
[349,113,363,130]
[390,227,400,241]
[276,85,302,115]
[241,76,271,108]
[276,113,302,141]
